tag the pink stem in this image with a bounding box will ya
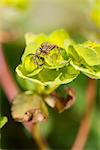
[0,43,33,132]
[71,79,96,150]
[0,44,19,102]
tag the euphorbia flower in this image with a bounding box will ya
[16,29,79,94]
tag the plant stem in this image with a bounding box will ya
[0,44,20,102]
[32,123,49,150]
[71,78,96,150]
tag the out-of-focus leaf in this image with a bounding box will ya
[91,0,100,28]
[0,116,8,128]
[0,0,29,11]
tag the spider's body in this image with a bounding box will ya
[33,42,60,65]
[39,42,59,55]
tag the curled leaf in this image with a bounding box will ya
[11,91,48,123]
[44,88,76,113]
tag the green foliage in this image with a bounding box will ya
[69,41,100,79]
[0,116,8,128]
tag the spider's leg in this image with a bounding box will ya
[33,54,38,65]
[33,51,42,66]
[50,45,55,50]
[33,46,42,65]
[36,47,41,53]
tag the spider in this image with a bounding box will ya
[33,42,60,65]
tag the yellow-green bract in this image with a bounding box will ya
[16,29,100,94]
[68,41,100,79]
[16,29,79,94]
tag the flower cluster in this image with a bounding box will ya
[16,29,100,94]
[12,29,100,123]
[16,29,79,94]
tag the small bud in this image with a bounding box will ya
[11,92,48,123]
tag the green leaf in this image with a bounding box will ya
[23,54,37,73]
[17,64,42,77]
[21,43,39,62]
[73,42,100,66]
[25,33,47,45]
[49,29,69,48]
[68,41,100,79]
[44,48,69,69]
[16,66,45,93]
[16,63,79,94]
[0,116,8,128]
[67,45,80,61]
[70,61,100,79]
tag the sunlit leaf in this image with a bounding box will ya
[48,29,69,47]
[70,61,100,79]
[16,63,79,94]
[0,116,8,128]
[74,43,100,66]
[68,41,100,79]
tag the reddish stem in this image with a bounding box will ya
[71,79,96,150]
[0,44,19,102]
[0,44,33,132]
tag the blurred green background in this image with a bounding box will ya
[0,0,100,149]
